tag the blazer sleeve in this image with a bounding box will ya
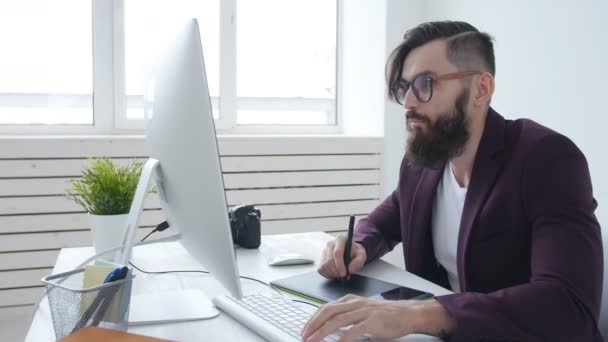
[435,134,604,341]
[353,157,408,262]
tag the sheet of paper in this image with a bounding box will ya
[82,265,124,323]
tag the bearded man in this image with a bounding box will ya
[302,21,604,342]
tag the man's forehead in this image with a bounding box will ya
[402,40,455,80]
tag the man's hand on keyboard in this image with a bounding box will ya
[300,294,456,342]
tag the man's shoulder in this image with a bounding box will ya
[507,117,557,144]
[505,116,581,157]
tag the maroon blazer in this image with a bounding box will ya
[354,108,604,341]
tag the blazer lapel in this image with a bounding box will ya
[406,165,442,272]
[457,108,506,290]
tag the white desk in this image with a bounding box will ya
[25,232,451,341]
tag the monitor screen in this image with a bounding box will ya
[144,19,242,299]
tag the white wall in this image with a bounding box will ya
[384,0,608,336]
[382,0,426,193]
[340,0,387,137]
[376,0,427,270]
[424,0,608,224]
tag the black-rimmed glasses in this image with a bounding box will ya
[391,71,482,104]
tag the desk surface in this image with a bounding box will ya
[25,232,451,342]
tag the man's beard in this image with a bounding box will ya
[406,90,470,169]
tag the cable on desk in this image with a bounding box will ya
[135,229,282,295]
[291,299,320,308]
[129,260,283,296]
[128,261,210,275]
[135,225,311,301]
[242,277,282,296]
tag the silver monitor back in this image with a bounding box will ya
[145,19,242,298]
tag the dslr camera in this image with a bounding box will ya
[229,204,261,249]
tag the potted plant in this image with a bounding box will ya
[67,158,143,255]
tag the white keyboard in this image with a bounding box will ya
[213,294,343,342]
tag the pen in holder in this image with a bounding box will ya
[41,267,134,340]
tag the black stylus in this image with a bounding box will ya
[343,216,355,280]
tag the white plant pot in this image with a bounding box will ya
[88,213,129,256]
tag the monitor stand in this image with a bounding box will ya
[115,158,160,266]
[115,158,219,323]
[128,289,219,325]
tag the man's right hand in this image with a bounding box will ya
[317,236,367,279]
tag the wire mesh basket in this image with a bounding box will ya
[41,267,134,340]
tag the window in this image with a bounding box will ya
[0,0,93,126]
[0,0,339,133]
[123,0,220,123]
[236,0,337,126]
[123,0,338,131]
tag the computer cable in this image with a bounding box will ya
[132,226,310,300]
[128,260,282,297]
[128,261,210,276]
[140,220,170,242]
[290,299,320,308]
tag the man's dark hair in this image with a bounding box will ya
[386,21,495,103]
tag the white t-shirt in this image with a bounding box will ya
[431,163,467,293]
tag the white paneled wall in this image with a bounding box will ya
[0,136,382,310]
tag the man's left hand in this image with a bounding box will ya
[300,294,456,342]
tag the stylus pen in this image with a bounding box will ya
[343,216,355,280]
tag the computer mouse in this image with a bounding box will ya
[268,253,314,266]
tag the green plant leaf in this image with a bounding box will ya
[65,158,143,216]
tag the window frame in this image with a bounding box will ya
[0,0,342,135]
[0,0,114,135]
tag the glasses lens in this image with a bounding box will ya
[394,81,409,104]
[413,75,432,102]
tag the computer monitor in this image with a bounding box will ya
[143,18,242,299]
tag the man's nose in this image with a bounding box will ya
[403,86,420,110]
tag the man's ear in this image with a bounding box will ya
[473,72,495,106]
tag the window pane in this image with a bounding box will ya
[0,0,93,125]
[124,0,220,120]
[238,110,330,125]
[237,0,336,125]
